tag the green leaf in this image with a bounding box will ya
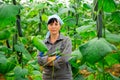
[58,7,75,14]
[74,74,85,80]
[35,3,46,10]
[0,29,11,40]
[69,49,83,68]
[109,73,120,80]
[71,49,83,60]
[106,33,120,43]
[98,0,117,12]
[32,70,42,80]
[76,25,94,34]
[0,46,8,52]
[0,4,20,27]
[22,69,28,77]
[6,56,16,73]
[29,0,33,2]
[14,43,32,60]
[86,74,94,80]
[14,66,28,80]
[98,0,103,11]
[63,16,76,26]
[0,54,7,64]
[0,46,12,54]
[79,38,117,64]
[58,8,69,14]
[83,3,91,9]
[28,59,38,65]
[69,57,80,68]
[112,11,120,25]
[0,56,16,74]
[41,14,48,22]
[31,64,40,70]
[33,70,41,75]
[20,37,28,44]
[105,53,119,66]
[27,16,39,23]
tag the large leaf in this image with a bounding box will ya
[69,58,81,68]
[105,53,119,66]
[69,49,83,68]
[0,53,7,64]
[58,7,75,14]
[0,56,16,74]
[58,8,69,14]
[0,46,8,53]
[0,4,20,27]
[63,16,76,26]
[0,45,12,54]
[112,11,120,25]
[98,0,117,12]
[71,49,83,60]
[0,29,11,40]
[14,66,28,80]
[76,25,94,34]
[106,33,120,43]
[79,38,117,64]
[35,3,46,10]
[26,16,40,24]
[14,43,32,60]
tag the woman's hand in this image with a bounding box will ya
[47,56,56,66]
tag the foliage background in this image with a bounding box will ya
[0,0,120,80]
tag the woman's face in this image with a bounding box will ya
[48,21,61,35]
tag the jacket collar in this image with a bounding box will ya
[44,33,64,44]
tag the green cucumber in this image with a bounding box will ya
[32,36,48,52]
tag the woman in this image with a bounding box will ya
[38,14,73,80]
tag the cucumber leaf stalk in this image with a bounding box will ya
[48,48,62,56]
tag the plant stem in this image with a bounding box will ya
[102,59,105,80]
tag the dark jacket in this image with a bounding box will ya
[38,34,73,80]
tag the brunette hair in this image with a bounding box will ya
[47,18,58,25]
